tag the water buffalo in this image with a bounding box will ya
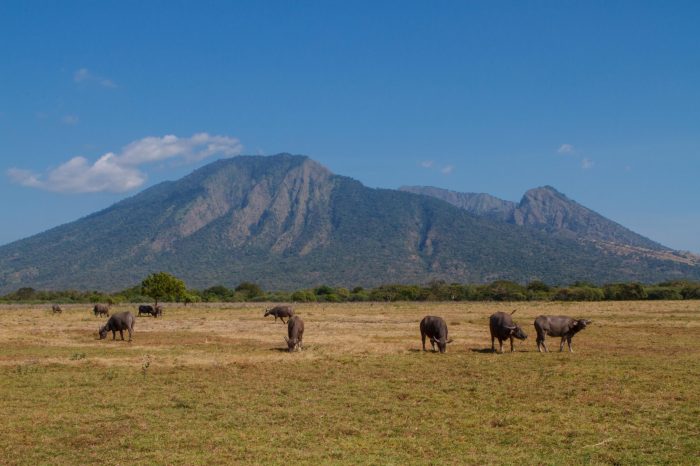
[489,310,528,353]
[93,304,109,317]
[51,305,63,314]
[285,315,304,352]
[138,305,162,317]
[534,315,591,353]
[99,311,135,341]
[419,315,454,353]
[265,305,294,323]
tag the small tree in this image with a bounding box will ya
[141,272,186,307]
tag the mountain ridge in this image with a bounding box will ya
[0,154,697,292]
[400,185,667,251]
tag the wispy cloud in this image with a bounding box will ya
[61,114,79,126]
[74,68,117,88]
[557,143,575,154]
[581,158,594,170]
[419,159,453,175]
[8,133,243,193]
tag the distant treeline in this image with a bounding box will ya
[2,279,700,304]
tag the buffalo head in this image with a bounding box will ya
[506,325,528,340]
[284,336,300,352]
[430,336,454,353]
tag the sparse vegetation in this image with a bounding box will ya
[0,301,698,465]
[3,279,699,305]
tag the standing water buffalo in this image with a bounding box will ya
[419,315,454,353]
[265,305,294,323]
[98,311,135,341]
[93,304,109,317]
[138,305,163,317]
[285,315,304,352]
[51,305,63,314]
[534,315,591,353]
[489,310,528,353]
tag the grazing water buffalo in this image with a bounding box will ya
[265,305,294,323]
[93,304,109,317]
[138,305,162,317]
[419,315,454,353]
[51,305,62,314]
[534,315,591,353]
[99,311,135,341]
[285,315,304,352]
[489,310,528,353]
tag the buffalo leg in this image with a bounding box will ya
[422,333,427,351]
[112,330,116,340]
[560,337,566,352]
[128,328,132,341]
[510,336,514,352]
[281,317,286,324]
[498,338,504,354]
[567,336,573,353]
[119,330,124,340]
[491,335,495,352]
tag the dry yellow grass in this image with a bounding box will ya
[1,301,698,464]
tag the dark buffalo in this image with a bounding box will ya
[285,315,304,352]
[51,304,63,314]
[93,304,109,317]
[534,315,591,353]
[419,315,454,353]
[489,310,528,353]
[265,305,294,323]
[99,311,135,341]
[138,305,162,317]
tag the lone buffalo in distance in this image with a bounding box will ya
[534,315,591,353]
[265,305,294,323]
[93,304,109,317]
[51,304,62,314]
[419,316,453,353]
[138,305,163,318]
[99,311,135,342]
[285,315,304,352]
[489,310,528,353]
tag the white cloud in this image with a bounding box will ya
[74,68,117,88]
[61,115,79,125]
[441,165,454,175]
[581,158,594,169]
[420,160,434,168]
[558,143,575,154]
[8,133,243,193]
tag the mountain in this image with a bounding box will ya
[1,154,698,293]
[400,185,667,251]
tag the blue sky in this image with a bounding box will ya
[1,1,699,252]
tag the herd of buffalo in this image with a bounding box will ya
[52,303,591,353]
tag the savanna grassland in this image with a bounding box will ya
[0,301,698,465]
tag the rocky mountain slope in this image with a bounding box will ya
[0,154,697,292]
[400,185,667,250]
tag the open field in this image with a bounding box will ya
[1,301,698,465]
